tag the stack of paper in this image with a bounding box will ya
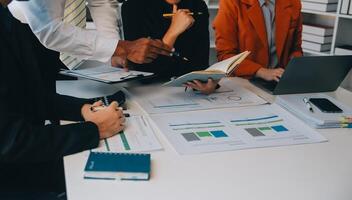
[276,93,352,128]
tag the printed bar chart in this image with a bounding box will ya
[231,115,291,137]
[182,130,229,142]
[151,104,327,155]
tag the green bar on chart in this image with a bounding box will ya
[120,132,131,150]
[258,127,271,131]
[196,131,212,137]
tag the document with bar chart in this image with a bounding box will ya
[93,115,163,153]
[131,85,267,114]
[150,104,327,155]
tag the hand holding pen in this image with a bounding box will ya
[90,101,130,117]
[162,4,195,53]
[113,38,173,67]
[81,101,125,139]
[170,48,189,61]
[163,12,203,18]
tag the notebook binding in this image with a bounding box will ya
[92,152,148,156]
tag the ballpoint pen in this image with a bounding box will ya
[162,12,203,17]
[170,50,189,62]
[147,36,189,61]
[90,105,130,117]
[120,73,144,80]
[303,97,314,113]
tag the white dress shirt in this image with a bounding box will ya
[8,0,120,63]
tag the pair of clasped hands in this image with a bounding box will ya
[80,100,125,140]
[112,4,219,95]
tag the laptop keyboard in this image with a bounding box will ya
[250,78,278,92]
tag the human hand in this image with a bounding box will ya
[111,56,128,70]
[0,0,12,7]
[113,38,172,64]
[81,101,125,139]
[184,78,220,95]
[168,4,195,37]
[255,68,285,82]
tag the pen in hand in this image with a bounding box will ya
[303,97,314,113]
[146,37,187,61]
[163,12,203,18]
[170,49,189,62]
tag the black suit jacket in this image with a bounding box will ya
[122,0,210,80]
[0,8,99,192]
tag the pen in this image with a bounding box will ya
[90,106,130,117]
[147,36,188,61]
[162,12,203,17]
[170,50,189,62]
[303,97,314,113]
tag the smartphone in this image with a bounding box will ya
[309,98,343,113]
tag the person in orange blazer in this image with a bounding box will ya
[213,0,303,82]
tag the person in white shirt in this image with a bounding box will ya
[8,0,172,68]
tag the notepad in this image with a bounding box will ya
[84,152,151,181]
[163,51,250,87]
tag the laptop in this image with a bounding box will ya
[250,55,352,95]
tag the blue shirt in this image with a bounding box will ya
[258,0,278,68]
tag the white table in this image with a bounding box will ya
[58,78,352,200]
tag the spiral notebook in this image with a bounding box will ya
[84,152,151,181]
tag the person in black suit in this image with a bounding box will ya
[122,0,219,94]
[0,1,125,198]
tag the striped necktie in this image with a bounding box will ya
[59,0,87,70]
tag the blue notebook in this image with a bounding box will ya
[84,152,151,181]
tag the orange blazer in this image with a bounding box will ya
[213,0,303,77]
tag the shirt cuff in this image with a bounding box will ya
[93,36,119,63]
